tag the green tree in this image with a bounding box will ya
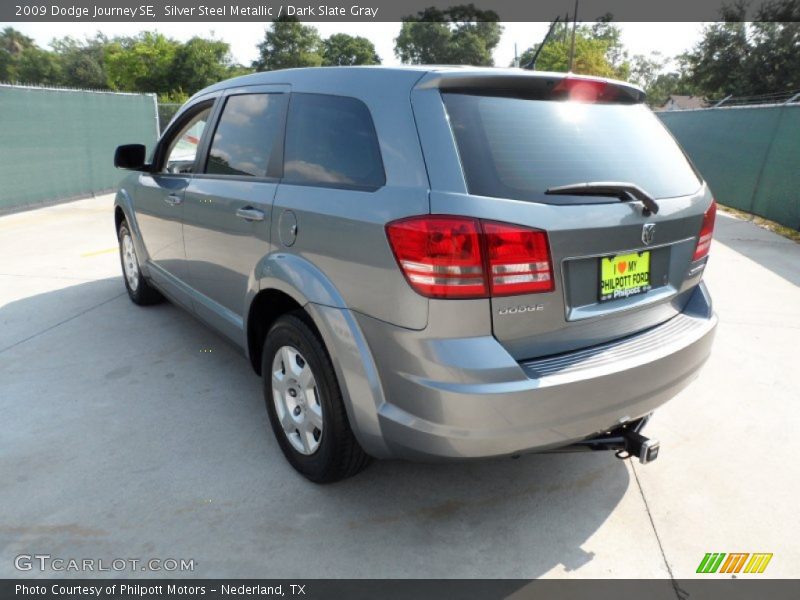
[589,15,629,80]
[0,27,37,81]
[322,33,380,66]
[51,34,109,89]
[157,90,190,104]
[104,32,180,93]
[1,28,240,93]
[395,5,503,66]
[629,52,665,92]
[172,36,234,94]
[517,17,633,79]
[747,21,800,94]
[518,29,617,78]
[0,49,13,81]
[645,71,698,107]
[226,64,254,79]
[16,46,61,84]
[681,0,800,98]
[680,8,750,98]
[253,16,322,71]
[628,52,698,107]
[0,27,34,56]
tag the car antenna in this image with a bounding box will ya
[522,16,561,70]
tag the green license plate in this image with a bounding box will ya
[599,251,652,302]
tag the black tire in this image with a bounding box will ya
[118,222,163,306]
[262,312,371,483]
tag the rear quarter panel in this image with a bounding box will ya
[269,69,433,330]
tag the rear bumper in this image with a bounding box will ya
[357,283,716,460]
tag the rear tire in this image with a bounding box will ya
[262,312,371,483]
[118,222,163,306]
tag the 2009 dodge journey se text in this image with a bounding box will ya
[113,66,717,482]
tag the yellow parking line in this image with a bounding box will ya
[80,247,118,258]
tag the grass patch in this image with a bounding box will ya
[718,204,800,243]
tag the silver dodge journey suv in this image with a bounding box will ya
[113,67,717,482]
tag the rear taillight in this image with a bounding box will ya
[385,216,486,298]
[692,200,717,261]
[483,221,554,296]
[386,216,554,299]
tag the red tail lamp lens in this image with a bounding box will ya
[483,221,554,295]
[385,216,487,298]
[693,200,717,261]
[386,216,554,299]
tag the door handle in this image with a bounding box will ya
[164,194,183,206]
[235,207,265,222]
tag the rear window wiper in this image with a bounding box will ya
[545,182,660,215]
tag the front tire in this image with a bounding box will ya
[118,222,163,306]
[262,313,371,483]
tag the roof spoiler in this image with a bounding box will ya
[416,72,646,104]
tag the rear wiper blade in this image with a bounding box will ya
[545,181,660,215]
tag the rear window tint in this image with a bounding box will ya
[283,93,385,189]
[442,93,701,202]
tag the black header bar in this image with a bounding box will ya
[3,0,798,23]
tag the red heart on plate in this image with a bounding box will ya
[618,262,627,274]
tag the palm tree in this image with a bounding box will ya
[1,27,35,56]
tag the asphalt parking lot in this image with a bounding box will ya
[1,194,798,579]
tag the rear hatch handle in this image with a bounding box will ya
[545,181,660,215]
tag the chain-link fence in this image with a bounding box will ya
[659,103,800,230]
[0,84,158,212]
[157,103,183,134]
[708,89,800,108]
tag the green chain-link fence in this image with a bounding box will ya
[659,104,800,231]
[3,84,798,232]
[0,84,158,212]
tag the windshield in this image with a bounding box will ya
[442,93,701,203]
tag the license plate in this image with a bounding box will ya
[599,251,652,302]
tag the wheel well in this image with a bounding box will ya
[247,289,307,375]
[114,206,126,232]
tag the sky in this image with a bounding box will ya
[5,22,705,70]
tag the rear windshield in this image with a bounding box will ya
[442,93,701,203]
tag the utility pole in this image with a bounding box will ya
[568,0,579,72]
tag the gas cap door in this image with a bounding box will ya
[278,209,298,247]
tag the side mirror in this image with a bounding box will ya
[114,144,147,170]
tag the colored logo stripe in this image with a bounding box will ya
[744,553,773,574]
[697,553,726,573]
[720,553,749,573]
[696,552,773,574]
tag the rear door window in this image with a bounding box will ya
[283,93,385,189]
[205,93,288,178]
[442,93,701,203]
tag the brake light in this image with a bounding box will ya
[692,200,717,261]
[386,216,554,299]
[552,77,608,102]
[385,216,487,298]
[483,221,554,295]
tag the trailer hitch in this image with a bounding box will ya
[561,415,660,465]
[617,428,660,464]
